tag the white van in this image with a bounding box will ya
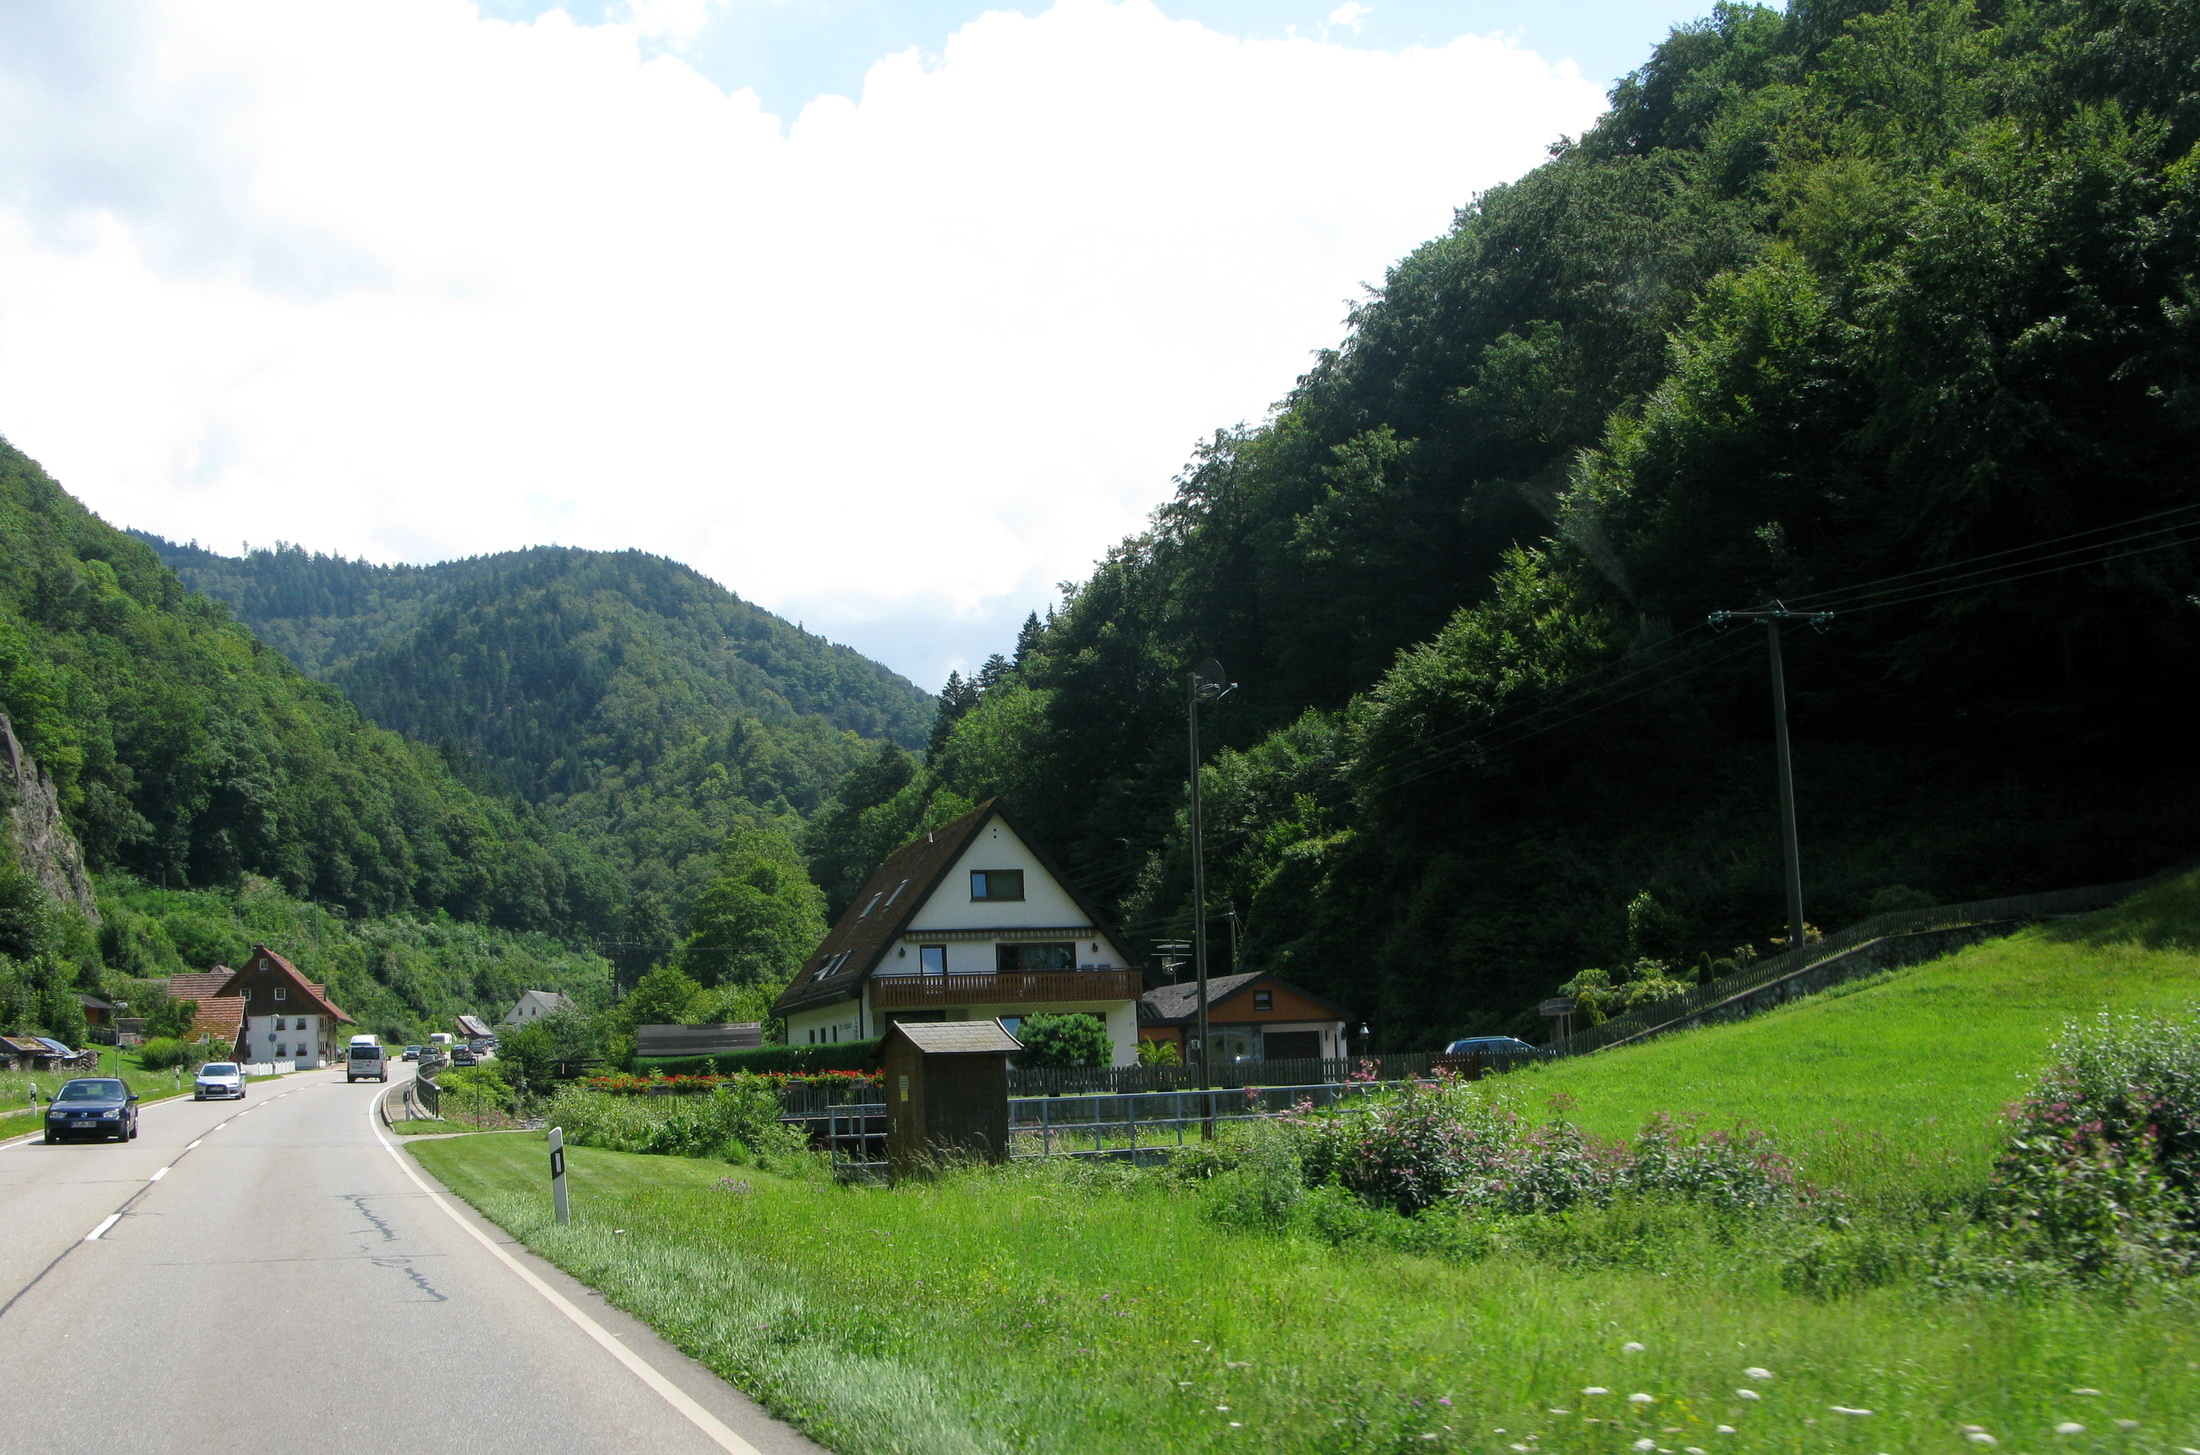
[346,1035,388,1084]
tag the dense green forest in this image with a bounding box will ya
[143,538,931,922]
[810,0,2200,1046]
[0,441,616,931]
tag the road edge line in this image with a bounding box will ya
[366,1082,764,1455]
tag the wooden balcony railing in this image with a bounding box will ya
[869,970,1143,1009]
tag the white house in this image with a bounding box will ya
[216,946,354,1069]
[503,989,574,1026]
[773,801,1146,1065]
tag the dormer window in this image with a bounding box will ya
[970,870,1024,902]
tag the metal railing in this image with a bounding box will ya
[1009,1081,1398,1160]
[1004,1050,1548,1096]
[1547,868,2177,1058]
[870,969,1144,1008]
[411,1065,441,1119]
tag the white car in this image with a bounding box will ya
[193,1062,246,1100]
[346,1040,388,1083]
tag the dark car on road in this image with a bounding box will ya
[450,1046,477,1067]
[45,1077,139,1143]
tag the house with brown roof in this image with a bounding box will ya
[1137,971,1352,1066]
[165,969,248,1050]
[772,801,1147,1065]
[211,947,355,1068]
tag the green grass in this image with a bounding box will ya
[414,1133,2200,1455]
[1510,871,2200,1204]
[387,1118,454,1135]
[405,876,2200,1454]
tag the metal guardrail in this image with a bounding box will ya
[412,1065,441,1119]
[1546,868,2175,1057]
[1009,1080,1396,1160]
[1004,1051,1549,1096]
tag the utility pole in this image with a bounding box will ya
[1708,602,1832,963]
[1186,660,1235,1125]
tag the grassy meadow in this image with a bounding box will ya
[408,874,2200,1455]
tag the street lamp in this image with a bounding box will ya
[1186,658,1236,1129]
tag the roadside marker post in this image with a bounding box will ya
[549,1125,570,1225]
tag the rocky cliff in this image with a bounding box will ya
[0,714,100,924]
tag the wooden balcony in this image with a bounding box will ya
[869,970,1143,1009]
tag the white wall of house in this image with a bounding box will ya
[786,1002,864,1047]
[246,1013,325,1069]
[901,821,1128,962]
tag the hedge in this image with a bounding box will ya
[631,1038,882,1077]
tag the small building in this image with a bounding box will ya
[503,989,574,1026]
[1137,971,1352,1066]
[76,993,116,1028]
[882,1018,1021,1177]
[634,1023,763,1060]
[213,947,355,1068]
[455,1014,493,1042]
[773,800,1146,1065]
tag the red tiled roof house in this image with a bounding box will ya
[207,947,354,1068]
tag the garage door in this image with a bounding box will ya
[1263,1030,1320,1060]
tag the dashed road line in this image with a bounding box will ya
[85,1214,121,1242]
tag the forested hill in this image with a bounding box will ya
[817,0,2200,1048]
[0,438,609,930]
[140,537,933,923]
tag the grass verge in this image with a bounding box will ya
[1512,872,2200,1204]
[411,1133,2200,1455]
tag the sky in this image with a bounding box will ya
[0,0,1725,691]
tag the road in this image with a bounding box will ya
[0,1066,821,1455]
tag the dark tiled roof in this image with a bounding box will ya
[192,997,245,1043]
[773,801,999,1014]
[167,970,236,1005]
[887,1019,1022,1055]
[1138,971,1351,1025]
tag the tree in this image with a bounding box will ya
[619,963,706,1029]
[927,672,979,762]
[679,817,826,989]
[1016,1012,1111,1068]
[144,994,200,1042]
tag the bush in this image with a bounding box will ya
[634,1039,882,1077]
[1201,1123,1305,1231]
[1016,1013,1111,1069]
[137,1037,193,1070]
[542,1079,809,1167]
[1982,1010,2200,1282]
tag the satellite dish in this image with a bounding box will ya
[1190,657,1226,684]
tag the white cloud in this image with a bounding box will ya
[0,0,1603,686]
[1327,3,1374,34]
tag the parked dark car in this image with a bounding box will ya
[45,1077,139,1143]
[1442,1036,1544,1058]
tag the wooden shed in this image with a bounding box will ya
[882,1018,1021,1179]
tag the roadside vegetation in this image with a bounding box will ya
[411,880,2200,1453]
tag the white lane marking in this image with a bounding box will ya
[367,1086,762,1455]
[86,1213,121,1241]
[215,1124,228,1132]
[149,1166,170,1181]
[187,1139,203,1149]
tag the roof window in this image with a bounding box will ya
[859,893,884,919]
[884,878,909,908]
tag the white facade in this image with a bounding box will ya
[503,990,573,1025]
[246,1013,328,1069]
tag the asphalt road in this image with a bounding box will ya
[0,1066,822,1455]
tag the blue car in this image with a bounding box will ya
[45,1077,139,1143]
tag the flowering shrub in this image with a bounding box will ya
[1983,1010,2200,1280]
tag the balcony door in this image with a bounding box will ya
[918,945,947,977]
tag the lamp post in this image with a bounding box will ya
[1186,660,1236,1131]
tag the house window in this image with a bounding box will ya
[272,986,286,1001]
[970,870,1024,902]
[996,942,1074,972]
[919,945,947,977]
[1252,991,1273,1012]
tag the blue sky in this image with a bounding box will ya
[0,0,1727,691]
[477,0,1710,120]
